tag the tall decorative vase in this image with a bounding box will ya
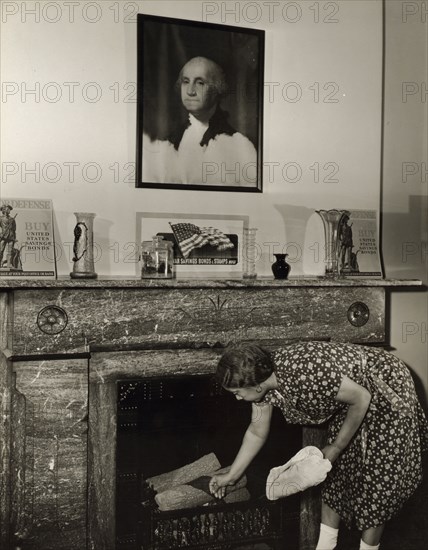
[242,227,258,279]
[316,209,348,278]
[70,212,97,279]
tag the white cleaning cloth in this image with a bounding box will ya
[266,446,332,500]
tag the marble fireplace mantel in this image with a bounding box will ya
[0,277,422,550]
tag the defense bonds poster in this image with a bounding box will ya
[0,198,56,279]
[338,209,383,278]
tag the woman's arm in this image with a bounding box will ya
[322,374,371,463]
[209,402,273,497]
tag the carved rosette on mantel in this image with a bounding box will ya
[316,209,350,278]
[70,212,97,279]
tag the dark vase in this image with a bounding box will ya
[272,253,290,279]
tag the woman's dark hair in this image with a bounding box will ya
[216,342,274,389]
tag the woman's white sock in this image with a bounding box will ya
[359,540,380,550]
[315,523,339,550]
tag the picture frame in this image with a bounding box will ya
[136,212,249,277]
[136,14,264,192]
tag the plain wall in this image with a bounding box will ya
[1,0,382,277]
[1,1,425,392]
[382,0,428,399]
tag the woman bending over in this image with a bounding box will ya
[209,341,428,550]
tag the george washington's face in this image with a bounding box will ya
[179,57,221,118]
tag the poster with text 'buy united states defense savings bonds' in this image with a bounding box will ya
[338,209,383,278]
[0,198,56,279]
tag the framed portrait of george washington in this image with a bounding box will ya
[136,14,265,192]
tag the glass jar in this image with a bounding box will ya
[141,236,174,279]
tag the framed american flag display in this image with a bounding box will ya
[136,212,249,277]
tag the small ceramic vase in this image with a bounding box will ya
[272,253,290,279]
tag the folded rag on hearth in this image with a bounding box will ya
[266,446,332,500]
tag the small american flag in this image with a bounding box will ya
[169,223,235,259]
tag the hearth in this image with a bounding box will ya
[116,375,301,550]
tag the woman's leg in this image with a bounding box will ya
[360,524,385,547]
[321,501,341,528]
[315,502,341,549]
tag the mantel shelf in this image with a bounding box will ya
[0,276,423,290]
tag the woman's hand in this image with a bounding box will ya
[322,443,342,464]
[209,403,273,499]
[209,472,235,499]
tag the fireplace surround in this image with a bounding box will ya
[0,277,421,550]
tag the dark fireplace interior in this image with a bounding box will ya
[116,374,301,549]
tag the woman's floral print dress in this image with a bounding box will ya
[259,341,428,529]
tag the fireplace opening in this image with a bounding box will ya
[116,375,301,549]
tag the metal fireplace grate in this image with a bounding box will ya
[116,376,301,550]
[138,498,299,550]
